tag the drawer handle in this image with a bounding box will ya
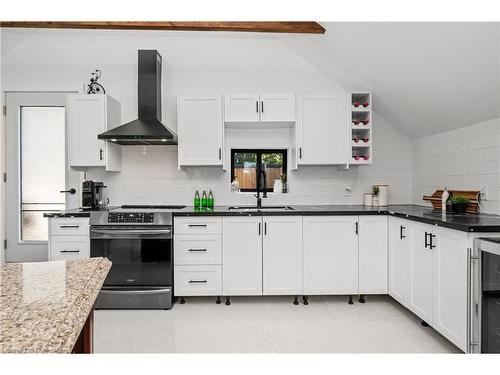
[60,250,80,253]
[188,280,207,284]
[60,225,80,229]
[188,248,207,252]
[188,224,207,228]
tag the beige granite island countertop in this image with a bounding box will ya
[0,257,111,353]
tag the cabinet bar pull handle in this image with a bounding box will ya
[219,148,222,160]
[299,147,302,159]
[261,100,264,113]
[188,248,207,252]
[355,222,359,235]
[429,233,436,249]
[400,225,406,239]
[188,224,207,227]
[258,222,261,235]
[424,232,429,248]
[60,250,80,253]
[188,280,207,284]
[60,225,80,229]
[264,222,267,235]
[256,101,259,113]
[99,148,103,161]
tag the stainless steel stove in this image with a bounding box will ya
[90,205,185,309]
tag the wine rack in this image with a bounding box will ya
[349,92,372,165]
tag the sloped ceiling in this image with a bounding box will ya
[280,22,500,139]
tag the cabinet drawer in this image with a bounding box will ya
[174,217,222,235]
[50,236,90,260]
[174,234,222,265]
[50,218,90,236]
[174,265,222,296]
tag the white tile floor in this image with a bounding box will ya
[94,295,462,353]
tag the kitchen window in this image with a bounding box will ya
[231,149,287,192]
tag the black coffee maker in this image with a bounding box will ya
[81,180,107,209]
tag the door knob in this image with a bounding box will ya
[60,188,76,195]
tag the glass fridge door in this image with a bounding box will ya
[481,251,500,353]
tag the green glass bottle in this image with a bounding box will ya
[201,190,208,208]
[194,190,200,208]
[207,190,214,208]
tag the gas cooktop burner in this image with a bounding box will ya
[120,205,186,209]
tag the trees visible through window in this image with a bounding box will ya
[231,149,287,192]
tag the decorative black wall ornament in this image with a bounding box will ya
[86,69,106,94]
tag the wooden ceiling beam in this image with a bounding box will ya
[0,21,325,34]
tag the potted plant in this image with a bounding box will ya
[450,196,470,214]
[372,185,379,206]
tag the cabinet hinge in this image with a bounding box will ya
[3,239,6,250]
[2,105,6,116]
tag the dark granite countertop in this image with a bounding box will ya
[45,204,500,233]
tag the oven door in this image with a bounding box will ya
[90,226,173,287]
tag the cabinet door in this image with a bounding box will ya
[224,94,260,123]
[297,94,348,165]
[178,96,223,166]
[68,95,106,167]
[359,216,388,294]
[262,216,302,295]
[49,236,90,260]
[303,216,358,295]
[409,222,434,324]
[260,93,296,122]
[388,217,410,306]
[433,227,468,351]
[222,217,262,295]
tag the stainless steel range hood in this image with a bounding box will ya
[98,50,177,145]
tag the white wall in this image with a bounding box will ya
[1,28,413,208]
[413,118,500,214]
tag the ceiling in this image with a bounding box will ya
[280,22,500,138]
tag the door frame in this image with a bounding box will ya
[3,91,78,262]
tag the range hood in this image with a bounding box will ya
[98,50,177,145]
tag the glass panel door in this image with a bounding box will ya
[481,251,500,353]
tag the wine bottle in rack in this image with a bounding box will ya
[353,101,361,108]
[362,120,370,125]
[353,136,360,143]
[362,138,369,143]
[362,101,370,108]
[352,119,361,125]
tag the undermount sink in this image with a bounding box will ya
[228,206,295,212]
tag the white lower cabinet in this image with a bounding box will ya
[433,227,468,351]
[358,216,388,294]
[222,217,263,296]
[388,217,411,306]
[48,217,90,260]
[174,265,222,296]
[408,221,435,325]
[262,216,302,295]
[303,216,358,295]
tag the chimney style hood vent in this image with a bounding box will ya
[98,50,177,145]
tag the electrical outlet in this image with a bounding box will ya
[344,186,352,196]
[480,185,489,201]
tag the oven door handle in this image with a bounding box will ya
[91,229,171,235]
[100,288,171,295]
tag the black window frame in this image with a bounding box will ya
[231,149,287,193]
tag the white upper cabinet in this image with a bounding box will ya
[408,221,435,324]
[303,216,359,295]
[262,216,302,295]
[177,95,223,167]
[224,93,260,123]
[67,94,121,171]
[259,94,296,122]
[358,216,388,295]
[224,93,295,123]
[297,94,348,165]
[388,217,411,307]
